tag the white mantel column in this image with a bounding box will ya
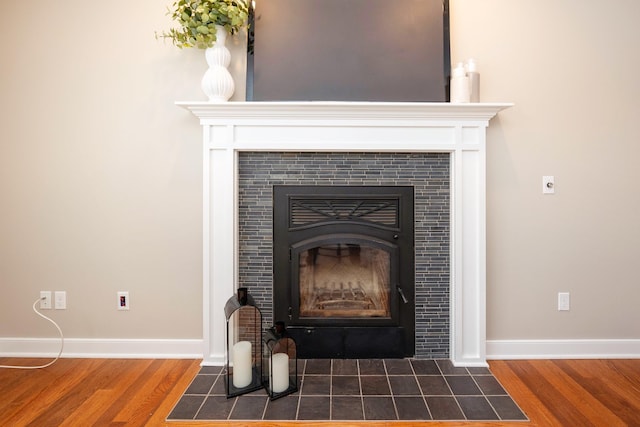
[203,125,237,364]
[453,130,487,366]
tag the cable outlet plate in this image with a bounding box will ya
[118,291,130,310]
[543,176,555,194]
[40,291,52,310]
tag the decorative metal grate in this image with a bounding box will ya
[289,198,399,227]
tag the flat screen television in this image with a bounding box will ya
[246,0,450,102]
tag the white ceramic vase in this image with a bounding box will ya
[201,25,234,102]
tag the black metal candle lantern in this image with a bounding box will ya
[224,288,263,398]
[262,321,298,400]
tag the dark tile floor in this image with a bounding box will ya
[167,359,528,422]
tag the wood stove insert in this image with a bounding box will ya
[273,186,415,358]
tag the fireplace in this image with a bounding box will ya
[178,101,512,367]
[273,185,415,358]
[238,152,447,359]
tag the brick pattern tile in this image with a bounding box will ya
[238,152,450,358]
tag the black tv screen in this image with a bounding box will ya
[246,0,450,102]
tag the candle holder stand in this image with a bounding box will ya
[224,288,263,398]
[262,321,298,400]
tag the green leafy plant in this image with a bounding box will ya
[160,0,249,49]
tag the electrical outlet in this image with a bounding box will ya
[54,291,67,309]
[40,291,52,310]
[117,291,129,310]
[558,292,570,311]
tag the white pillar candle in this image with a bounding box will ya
[270,352,289,393]
[232,341,252,388]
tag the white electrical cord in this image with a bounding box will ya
[0,298,64,370]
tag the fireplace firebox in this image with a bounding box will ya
[273,186,415,358]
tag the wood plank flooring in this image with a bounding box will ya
[1,358,639,426]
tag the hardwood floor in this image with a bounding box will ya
[1,358,639,426]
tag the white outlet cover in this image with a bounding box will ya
[54,291,66,309]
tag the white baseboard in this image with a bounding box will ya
[0,338,203,359]
[5,337,639,360]
[487,339,640,360]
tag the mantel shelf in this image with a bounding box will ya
[177,101,513,123]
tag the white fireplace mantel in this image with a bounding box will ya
[178,101,512,367]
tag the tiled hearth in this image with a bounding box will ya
[168,359,527,422]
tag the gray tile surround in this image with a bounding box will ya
[237,152,451,358]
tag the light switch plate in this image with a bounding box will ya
[118,291,130,310]
[558,292,570,311]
